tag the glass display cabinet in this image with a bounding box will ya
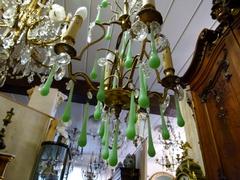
[32,141,70,180]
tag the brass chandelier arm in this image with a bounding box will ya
[73,23,106,61]
[122,55,140,88]
[102,21,121,26]
[115,0,124,13]
[97,48,118,64]
[72,72,98,91]
[127,39,148,83]
[149,88,169,104]
[155,69,162,83]
[0,21,7,27]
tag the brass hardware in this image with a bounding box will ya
[104,88,131,110]
[137,6,163,26]
[162,46,174,76]
[62,15,83,45]
[54,41,77,58]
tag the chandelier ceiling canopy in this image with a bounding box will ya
[0,0,186,167]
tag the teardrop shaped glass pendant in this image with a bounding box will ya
[61,80,74,122]
[108,119,119,166]
[94,101,102,120]
[149,30,161,69]
[90,61,97,80]
[102,117,109,160]
[78,103,89,147]
[120,32,128,58]
[100,0,109,8]
[147,116,156,157]
[126,91,136,140]
[40,65,56,96]
[175,93,185,127]
[160,105,170,140]
[95,6,102,24]
[138,66,150,108]
[105,25,112,40]
[98,120,105,138]
[124,39,133,69]
[97,67,105,102]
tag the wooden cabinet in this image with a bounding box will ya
[182,15,240,180]
[111,167,139,180]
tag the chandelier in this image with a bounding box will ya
[0,0,186,167]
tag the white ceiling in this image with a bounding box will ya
[58,0,218,93]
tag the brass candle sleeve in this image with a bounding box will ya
[142,0,155,7]
[162,46,174,76]
[62,15,83,45]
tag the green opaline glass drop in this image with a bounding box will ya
[149,31,160,69]
[160,105,170,140]
[78,103,89,147]
[126,91,136,140]
[98,120,105,138]
[101,143,109,160]
[105,26,112,40]
[97,69,105,102]
[138,67,150,108]
[97,88,105,102]
[40,65,56,96]
[124,39,133,69]
[90,63,97,80]
[149,51,160,69]
[100,0,109,8]
[175,94,185,127]
[120,32,128,58]
[112,71,117,89]
[61,80,74,122]
[108,120,119,167]
[101,119,108,145]
[147,117,156,157]
[94,101,101,120]
[102,118,109,160]
[95,7,101,24]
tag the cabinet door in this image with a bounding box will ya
[194,32,240,179]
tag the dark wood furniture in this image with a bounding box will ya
[0,152,14,180]
[182,7,240,180]
[112,167,139,180]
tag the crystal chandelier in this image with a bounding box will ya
[0,0,186,167]
[0,0,87,86]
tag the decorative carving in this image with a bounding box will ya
[181,29,218,85]
[0,108,15,150]
[200,49,230,103]
[211,0,240,24]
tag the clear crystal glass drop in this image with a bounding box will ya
[141,62,151,78]
[97,57,107,66]
[54,66,65,81]
[2,32,15,49]
[20,48,31,65]
[131,20,148,41]
[27,72,34,83]
[155,34,169,53]
[150,21,161,37]
[3,6,16,19]
[0,46,9,60]
[0,74,6,87]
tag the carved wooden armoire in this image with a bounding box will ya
[182,1,240,179]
